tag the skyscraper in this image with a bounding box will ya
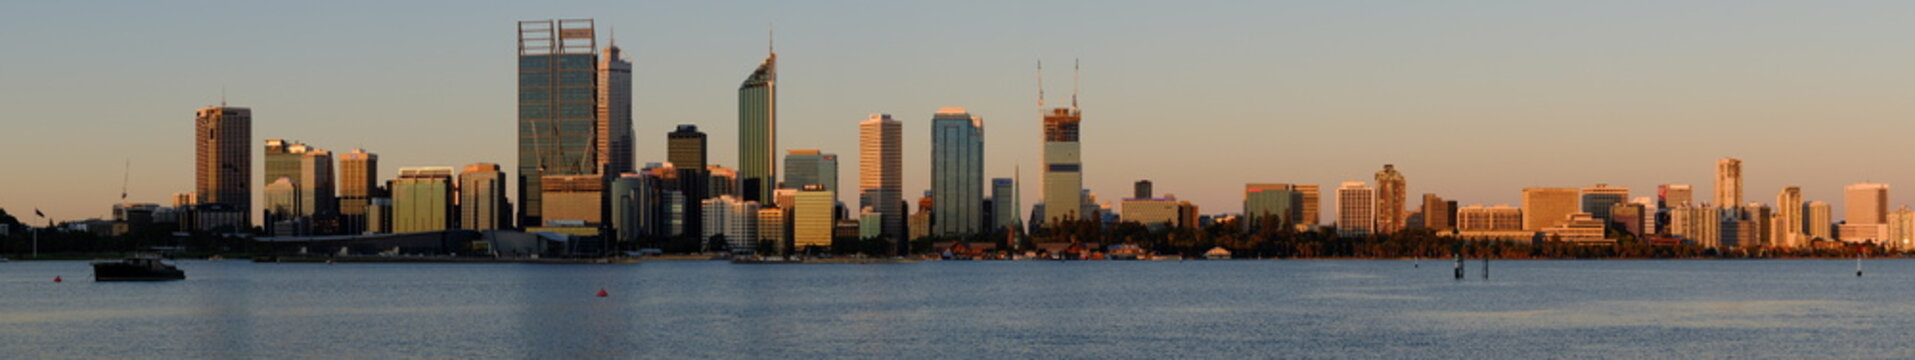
[1846,182,1889,225]
[1420,193,1454,231]
[339,148,377,234]
[1580,184,1628,221]
[393,167,455,233]
[1373,164,1406,235]
[597,39,634,176]
[195,106,251,230]
[1041,104,1084,226]
[264,139,307,190]
[459,163,508,231]
[1336,181,1376,238]
[991,178,1019,232]
[859,114,904,244]
[263,178,299,236]
[1715,158,1742,212]
[667,125,709,238]
[1295,184,1321,227]
[1522,187,1580,231]
[517,19,601,228]
[1774,186,1803,248]
[1807,201,1833,240]
[1659,184,1694,207]
[738,47,777,203]
[794,185,833,249]
[783,150,838,194]
[1244,183,1303,227]
[298,149,335,228]
[931,107,984,236]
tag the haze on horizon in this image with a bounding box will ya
[5,0,1915,224]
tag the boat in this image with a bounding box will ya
[92,255,185,281]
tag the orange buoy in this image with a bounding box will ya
[54,276,62,283]
[596,288,609,297]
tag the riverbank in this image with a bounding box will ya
[254,256,640,264]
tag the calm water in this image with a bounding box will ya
[2,259,1912,359]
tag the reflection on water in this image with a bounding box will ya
[3,260,1914,358]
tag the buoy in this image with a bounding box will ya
[596,288,609,297]
[53,276,62,283]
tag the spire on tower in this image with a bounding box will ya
[1071,58,1080,111]
[1036,59,1046,111]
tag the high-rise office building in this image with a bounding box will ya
[517,19,602,228]
[299,149,335,229]
[1774,186,1804,248]
[757,207,788,253]
[459,163,508,231]
[1295,184,1321,226]
[1887,207,1915,251]
[783,149,838,194]
[338,148,377,234]
[1456,205,1523,231]
[597,40,634,176]
[859,114,904,244]
[667,125,709,238]
[393,167,455,233]
[1659,184,1694,207]
[1041,106,1083,226]
[1336,181,1376,238]
[1373,165,1406,235]
[931,107,984,236]
[264,139,307,190]
[702,195,760,254]
[738,47,777,203]
[1244,183,1303,228]
[1522,188,1580,231]
[610,173,656,246]
[708,165,738,198]
[195,106,251,230]
[794,185,834,249]
[1670,204,1721,247]
[1807,201,1833,240]
[540,175,604,226]
[1715,158,1742,212]
[1135,180,1153,199]
[1580,184,1628,221]
[1420,193,1454,231]
[1845,182,1889,226]
[991,178,1019,232]
[263,178,299,236]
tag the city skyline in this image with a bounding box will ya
[14,2,1915,224]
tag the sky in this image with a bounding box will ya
[6,1,1915,225]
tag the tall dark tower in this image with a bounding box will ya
[517,19,600,228]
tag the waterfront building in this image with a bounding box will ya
[758,208,788,253]
[1522,188,1580,231]
[794,185,834,249]
[459,163,508,231]
[991,177,1019,232]
[668,125,710,238]
[1609,202,1646,236]
[1774,186,1804,248]
[1887,207,1915,251]
[1580,184,1628,221]
[738,46,778,203]
[517,19,603,228]
[931,107,984,236]
[859,113,905,247]
[366,197,392,234]
[610,174,655,246]
[701,196,760,254]
[264,178,300,236]
[1420,193,1455,231]
[539,175,604,227]
[1121,196,1185,230]
[1670,204,1721,247]
[1042,105,1084,226]
[1839,224,1886,244]
[1631,197,1658,236]
[1373,165,1407,235]
[598,39,635,176]
[299,149,336,231]
[783,149,838,194]
[392,167,455,233]
[1295,184,1321,227]
[264,139,307,195]
[1244,184,1303,229]
[338,148,378,234]
[1845,182,1889,226]
[195,106,251,230]
[1807,201,1833,240]
[708,165,738,198]
[1336,181,1376,238]
[1716,158,1742,213]
[1542,213,1609,244]
[860,210,883,240]
[1457,205,1524,231]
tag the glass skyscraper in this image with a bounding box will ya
[195,106,250,230]
[738,51,777,203]
[931,108,984,236]
[517,19,600,228]
[861,114,905,250]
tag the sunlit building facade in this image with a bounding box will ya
[517,19,602,228]
[1336,181,1375,238]
[393,167,455,233]
[1522,187,1579,231]
[859,114,905,245]
[459,163,508,231]
[931,107,984,236]
[738,50,778,203]
[338,148,378,234]
[1373,165,1406,235]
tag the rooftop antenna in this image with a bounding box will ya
[220,86,227,107]
[120,158,130,201]
[768,23,775,54]
[1071,58,1079,111]
[1037,59,1046,111]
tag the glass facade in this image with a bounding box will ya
[518,19,600,228]
[931,108,984,236]
[738,54,777,203]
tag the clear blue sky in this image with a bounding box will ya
[6,0,1915,224]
